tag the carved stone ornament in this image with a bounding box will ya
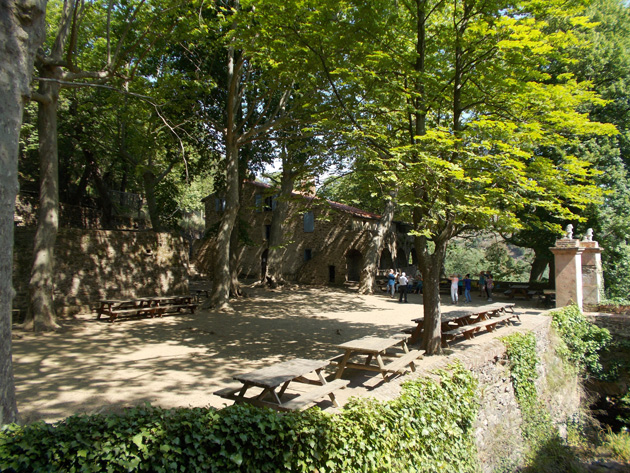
[564,223,573,240]
[582,228,594,242]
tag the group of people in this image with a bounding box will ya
[386,269,423,303]
[386,268,495,305]
[447,272,494,304]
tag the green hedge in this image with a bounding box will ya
[1,362,479,473]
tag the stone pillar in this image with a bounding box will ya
[550,239,584,310]
[581,241,603,308]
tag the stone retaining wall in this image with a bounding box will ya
[13,228,189,316]
[588,313,630,339]
[367,314,581,472]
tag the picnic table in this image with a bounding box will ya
[97,295,197,322]
[538,289,556,308]
[214,358,349,411]
[505,284,532,299]
[333,336,423,380]
[405,303,518,346]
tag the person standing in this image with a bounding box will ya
[463,274,472,303]
[486,273,494,302]
[478,272,486,298]
[398,272,409,303]
[387,269,396,298]
[448,274,459,304]
[414,273,423,294]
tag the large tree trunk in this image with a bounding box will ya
[210,140,240,310]
[417,235,448,355]
[23,0,75,331]
[358,191,397,294]
[0,0,47,425]
[210,36,242,310]
[265,166,296,286]
[228,220,242,297]
[24,78,62,331]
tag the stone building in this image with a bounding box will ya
[203,181,415,285]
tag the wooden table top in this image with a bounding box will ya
[234,358,329,389]
[334,336,405,354]
[411,303,513,323]
[99,295,192,304]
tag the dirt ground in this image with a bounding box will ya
[11,283,546,424]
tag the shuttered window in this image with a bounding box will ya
[303,211,314,232]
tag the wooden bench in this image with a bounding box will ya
[97,296,197,322]
[442,325,479,345]
[161,303,197,314]
[279,379,350,411]
[214,385,243,399]
[442,312,522,346]
[98,306,166,323]
[383,350,423,374]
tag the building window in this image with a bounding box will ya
[265,224,271,240]
[303,211,314,232]
[215,197,226,212]
[255,194,275,212]
[264,196,275,212]
[304,249,313,261]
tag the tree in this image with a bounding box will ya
[285,0,614,354]
[180,0,340,308]
[401,0,613,353]
[0,0,47,425]
[576,0,630,298]
[23,0,185,330]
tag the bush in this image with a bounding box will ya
[550,305,611,377]
[1,363,479,473]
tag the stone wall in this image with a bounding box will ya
[366,315,581,473]
[588,313,630,339]
[13,228,189,316]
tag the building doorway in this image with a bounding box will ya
[379,249,393,270]
[346,249,362,282]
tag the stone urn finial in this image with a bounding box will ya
[564,223,573,240]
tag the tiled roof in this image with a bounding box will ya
[246,180,381,220]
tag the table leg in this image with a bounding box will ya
[277,380,292,398]
[375,353,387,379]
[410,322,423,344]
[254,387,281,404]
[236,384,250,401]
[315,368,327,386]
[335,351,352,380]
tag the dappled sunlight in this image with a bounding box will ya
[11,285,544,423]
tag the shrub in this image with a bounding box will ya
[1,363,479,473]
[550,305,611,377]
